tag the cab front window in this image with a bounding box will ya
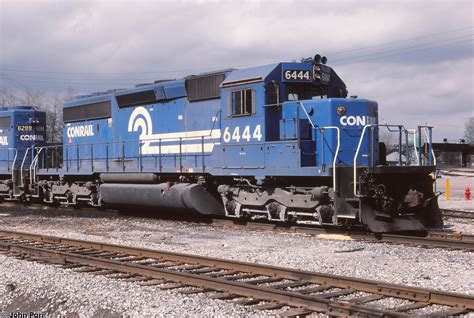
[285,84,325,101]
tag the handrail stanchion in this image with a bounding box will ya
[66,146,69,172]
[122,141,125,172]
[179,137,183,173]
[423,127,436,166]
[91,144,94,172]
[429,127,435,166]
[411,129,419,164]
[159,139,162,173]
[10,148,17,184]
[201,136,205,173]
[20,148,31,188]
[29,148,37,185]
[353,125,372,197]
[404,129,410,165]
[417,126,423,166]
[54,147,57,171]
[296,103,301,148]
[139,140,143,172]
[76,145,80,172]
[44,148,47,171]
[321,128,325,172]
[30,147,44,185]
[105,143,109,172]
[370,126,375,169]
[331,127,340,193]
[398,126,402,166]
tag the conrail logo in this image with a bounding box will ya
[20,134,44,141]
[128,106,221,155]
[340,115,367,126]
[66,124,95,138]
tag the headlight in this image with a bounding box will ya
[336,105,346,116]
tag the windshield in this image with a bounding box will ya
[285,83,325,101]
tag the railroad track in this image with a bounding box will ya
[211,219,474,251]
[441,209,474,220]
[0,230,472,317]
[1,203,473,251]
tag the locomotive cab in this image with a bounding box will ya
[218,57,441,232]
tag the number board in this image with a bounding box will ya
[283,69,312,81]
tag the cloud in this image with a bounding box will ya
[0,0,472,139]
[339,56,473,139]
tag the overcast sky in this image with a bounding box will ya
[1,0,473,141]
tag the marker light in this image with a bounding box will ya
[314,54,321,64]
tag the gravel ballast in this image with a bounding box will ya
[0,205,472,316]
[0,254,258,317]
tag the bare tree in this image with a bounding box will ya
[0,86,75,143]
[464,117,474,144]
[0,89,26,106]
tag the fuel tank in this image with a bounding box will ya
[99,183,224,215]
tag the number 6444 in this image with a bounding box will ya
[222,125,262,143]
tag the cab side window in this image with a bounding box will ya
[231,89,254,116]
[0,116,11,130]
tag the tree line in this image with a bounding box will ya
[0,87,76,143]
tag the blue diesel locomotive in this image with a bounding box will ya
[0,55,443,232]
[0,106,46,199]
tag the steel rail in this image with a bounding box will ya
[0,230,472,316]
[0,201,472,250]
[0,200,473,250]
[374,232,474,251]
[441,209,474,220]
[2,244,399,317]
[212,220,474,251]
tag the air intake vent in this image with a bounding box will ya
[0,116,11,129]
[186,73,225,102]
[116,90,157,108]
[64,101,112,123]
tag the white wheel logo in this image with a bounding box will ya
[128,106,153,137]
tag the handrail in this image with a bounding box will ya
[422,126,436,166]
[297,102,340,192]
[407,128,436,165]
[9,148,17,182]
[37,124,223,152]
[319,126,340,192]
[297,101,314,127]
[20,148,31,188]
[353,124,373,197]
[29,147,44,185]
[36,110,222,172]
[354,124,407,196]
[209,109,221,137]
[408,129,420,164]
[353,124,435,196]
